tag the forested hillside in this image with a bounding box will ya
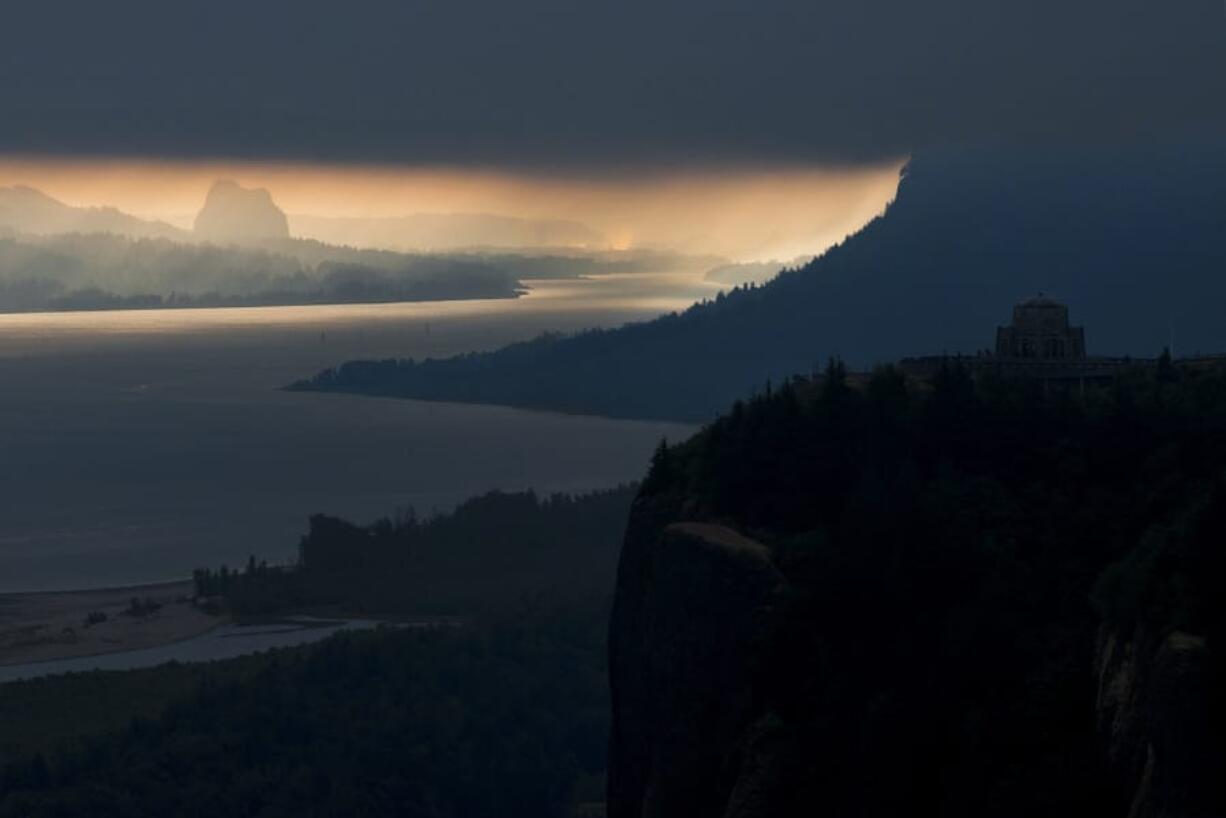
[0,488,636,815]
[609,360,1226,817]
[0,602,610,817]
[292,147,1226,421]
[194,486,636,615]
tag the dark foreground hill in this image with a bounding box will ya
[0,601,610,817]
[0,488,635,815]
[608,362,1226,818]
[192,485,636,615]
[291,146,1226,422]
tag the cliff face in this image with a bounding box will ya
[609,500,1222,818]
[1096,627,1224,818]
[608,498,788,818]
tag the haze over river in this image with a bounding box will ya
[0,273,708,592]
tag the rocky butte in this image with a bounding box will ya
[193,180,290,243]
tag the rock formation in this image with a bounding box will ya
[193,180,289,242]
[608,505,787,818]
[1096,627,1224,818]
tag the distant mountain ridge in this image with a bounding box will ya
[291,146,1226,422]
[0,185,188,241]
[0,183,608,254]
[0,184,647,312]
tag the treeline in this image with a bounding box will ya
[0,599,610,818]
[0,234,527,312]
[194,486,637,615]
[631,358,1226,815]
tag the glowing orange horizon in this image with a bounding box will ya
[0,156,904,262]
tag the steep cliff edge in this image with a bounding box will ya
[1097,627,1224,818]
[608,508,788,818]
[608,364,1225,818]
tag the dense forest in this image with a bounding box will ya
[609,358,1226,818]
[0,488,633,814]
[291,146,1226,422]
[193,486,636,615]
[0,600,610,817]
[0,233,531,310]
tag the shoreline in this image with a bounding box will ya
[0,577,196,598]
[0,580,228,668]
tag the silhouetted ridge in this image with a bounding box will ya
[290,146,1226,421]
[191,485,637,615]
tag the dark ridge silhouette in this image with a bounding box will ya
[191,485,637,616]
[290,146,1226,422]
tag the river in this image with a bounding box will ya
[0,272,710,592]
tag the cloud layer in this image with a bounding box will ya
[4,0,1224,166]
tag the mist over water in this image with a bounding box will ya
[0,275,706,592]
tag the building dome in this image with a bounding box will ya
[996,297,1086,360]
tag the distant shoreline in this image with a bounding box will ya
[0,580,227,668]
[0,289,524,317]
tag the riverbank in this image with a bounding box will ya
[0,581,224,667]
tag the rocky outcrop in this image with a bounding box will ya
[609,498,1225,818]
[1096,627,1224,818]
[607,498,788,818]
[193,180,289,242]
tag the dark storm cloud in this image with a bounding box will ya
[2,0,1223,166]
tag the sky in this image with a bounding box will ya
[1,0,1222,168]
[0,158,903,260]
[1,1,1222,260]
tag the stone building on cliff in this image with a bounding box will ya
[995,296,1086,360]
[899,297,1140,387]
